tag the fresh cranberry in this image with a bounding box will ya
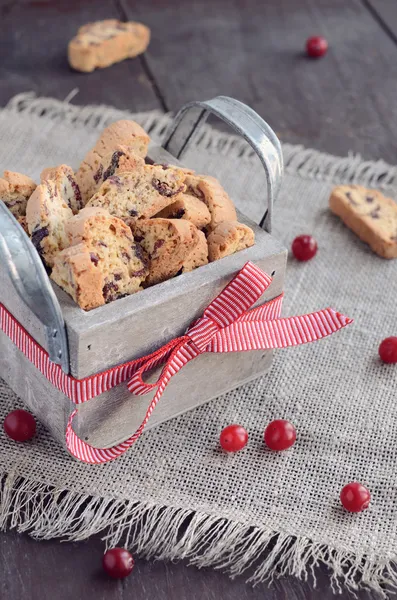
[219,424,248,452]
[292,235,318,261]
[264,419,296,451]
[379,337,397,364]
[340,482,370,513]
[102,548,134,579]
[306,36,328,58]
[3,409,36,442]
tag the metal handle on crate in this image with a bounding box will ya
[0,203,69,373]
[162,96,283,233]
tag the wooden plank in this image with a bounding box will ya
[0,0,161,112]
[122,0,397,162]
[363,0,397,43]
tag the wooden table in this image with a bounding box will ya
[0,0,394,597]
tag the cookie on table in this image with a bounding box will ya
[0,170,36,218]
[51,207,149,310]
[87,164,186,220]
[77,146,145,204]
[130,218,198,285]
[329,185,397,259]
[76,120,150,204]
[40,164,83,214]
[207,221,255,262]
[155,193,211,230]
[26,178,74,268]
[181,229,209,273]
[184,174,237,232]
[68,19,150,73]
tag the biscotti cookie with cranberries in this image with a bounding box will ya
[76,146,145,204]
[184,174,237,232]
[181,229,209,273]
[155,193,211,230]
[207,221,255,262]
[68,19,150,73]
[329,185,397,259]
[130,218,198,285]
[87,164,186,220]
[0,171,36,218]
[51,207,149,310]
[26,179,74,267]
[76,120,150,203]
[40,164,83,214]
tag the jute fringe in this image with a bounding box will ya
[2,91,397,597]
[6,91,397,190]
[0,471,395,598]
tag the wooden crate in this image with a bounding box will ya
[0,97,286,454]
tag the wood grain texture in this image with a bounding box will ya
[123,0,397,162]
[0,0,160,112]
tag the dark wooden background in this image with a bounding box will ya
[1,0,396,598]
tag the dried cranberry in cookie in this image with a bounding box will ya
[26,179,73,268]
[40,164,83,213]
[329,185,397,259]
[88,164,186,221]
[184,174,237,232]
[0,170,36,218]
[52,207,149,310]
[155,193,211,230]
[207,221,255,262]
[130,218,199,286]
[68,19,150,73]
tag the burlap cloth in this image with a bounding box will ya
[1,93,397,597]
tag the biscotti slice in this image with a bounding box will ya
[87,164,186,220]
[40,164,83,214]
[184,174,237,232]
[130,218,198,285]
[329,185,397,259]
[76,120,150,204]
[26,180,74,267]
[155,193,211,230]
[76,146,145,204]
[207,221,255,262]
[68,19,150,73]
[181,230,209,273]
[0,170,36,218]
[52,207,149,310]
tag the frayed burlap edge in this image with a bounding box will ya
[2,91,397,598]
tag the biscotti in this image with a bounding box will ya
[76,146,145,203]
[181,229,209,273]
[76,120,150,204]
[184,174,237,232]
[207,221,255,262]
[40,164,83,214]
[155,193,211,230]
[329,185,397,259]
[51,207,149,310]
[130,218,198,285]
[87,164,186,220]
[26,179,74,268]
[0,171,36,218]
[68,19,150,73]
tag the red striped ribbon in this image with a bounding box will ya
[0,262,352,464]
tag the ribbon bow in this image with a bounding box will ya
[66,262,352,463]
